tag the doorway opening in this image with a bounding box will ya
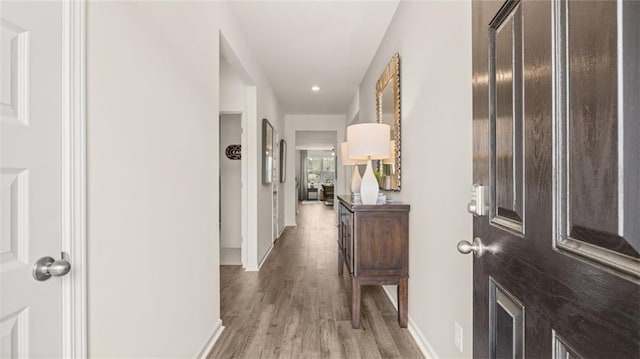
[294,131,338,215]
[219,33,255,269]
[219,113,243,265]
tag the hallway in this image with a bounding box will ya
[209,202,423,358]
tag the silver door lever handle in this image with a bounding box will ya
[457,237,485,257]
[33,255,71,281]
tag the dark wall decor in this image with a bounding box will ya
[279,139,287,183]
[225,145,241,160]
[262,118,274,184]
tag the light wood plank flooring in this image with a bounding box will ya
[209,202,423,359]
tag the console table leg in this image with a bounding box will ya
[398,277,408,328]
[351,278,361,328]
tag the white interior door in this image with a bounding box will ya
[1,2,67,357]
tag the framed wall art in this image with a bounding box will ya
[279,139,287,183]
[262,118,274,184]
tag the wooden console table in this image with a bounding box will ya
[337,195,410,329]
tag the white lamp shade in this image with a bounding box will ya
[383,141,396,164]
[341,142,360,166]
[347,123,391,160]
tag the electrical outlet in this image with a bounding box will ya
[454,322,463,353]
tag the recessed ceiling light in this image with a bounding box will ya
[311,86,320,92]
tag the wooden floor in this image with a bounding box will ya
[208,202,423,359]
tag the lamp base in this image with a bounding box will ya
[351,165,362,193]
[360,159,379,205]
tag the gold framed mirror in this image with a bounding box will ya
[376,53,401,191]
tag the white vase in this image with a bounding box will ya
[351,165,362,193]
[360,159,379,205]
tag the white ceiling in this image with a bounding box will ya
[295,130,336,150]
[230,1,399,114]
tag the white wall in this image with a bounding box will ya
[87,1,282,356]
[357,2,473,358]
[219,57,246,113]
[346,89,360,125]
[220,114,242,248]
[284,115,346,226]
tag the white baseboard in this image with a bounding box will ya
[278,225,286,238]
[382,286,440,359]
[257,244,274,270]
[197,319,224,359]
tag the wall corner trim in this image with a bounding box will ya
[257,244,274,270]
[382,286,441,359]
[246,243,275,272]
[197,319,225,359]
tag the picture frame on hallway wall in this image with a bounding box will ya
[279,139,287,183]
[262,118,274,184]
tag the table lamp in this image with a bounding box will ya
[346,123,390,204]
[341,142,363,193]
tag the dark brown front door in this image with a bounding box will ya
[469,0,639,357]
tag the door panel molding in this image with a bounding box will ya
[552,330,582,359]
[488,0,525,236]
[0,168,29,267]
[0,18,29,126]
[552,0,640,281]
[489,278,524,359]
[0,307,30,358]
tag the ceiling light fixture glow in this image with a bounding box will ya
[311,86,320,92]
